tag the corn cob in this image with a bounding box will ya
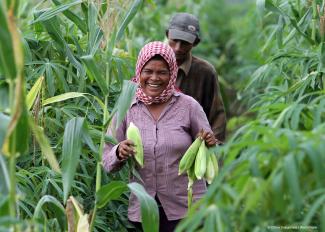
[194,140,208,180]
[126,122,144,167]
[210,151,219,177]
[204,152,215,184]
[178,137,202,175]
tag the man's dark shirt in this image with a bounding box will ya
[176,55,226,141]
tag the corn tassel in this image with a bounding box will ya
[126,122,144,167]
[178,137,202,175]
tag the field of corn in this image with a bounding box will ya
[1,0,325,231]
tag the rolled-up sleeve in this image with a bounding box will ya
[102,118,127,172]
[189,99,213,139]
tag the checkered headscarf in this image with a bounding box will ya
[134,41,178,105]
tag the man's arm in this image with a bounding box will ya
[206,71,227,142]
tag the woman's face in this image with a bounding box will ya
[140,58,170,98]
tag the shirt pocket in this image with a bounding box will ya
[171,172,189,197]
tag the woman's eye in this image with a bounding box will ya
[142,70,152,75]
[159,71,169,76]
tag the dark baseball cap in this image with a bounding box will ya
[167,13,200,44]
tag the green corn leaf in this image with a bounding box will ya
[302,194,325,226]
[203,205,218,232]
[3,96,30,157]
[33,195,65,219]
[96,181,128,208]
[256,0,265,22]
[302,143,324,187]
[64,42,86,78]
[0,113,10,151]
[321,205,325,232]
[43,92,87,106]
[272,172,285,212]
[31,0,83,24]
[26,76,43,110]
[283,8,312,45]
[0,3,16,80]
[81,55,108,95]
[283,154,302,209]
[62,117,85,203]
[45,62,55,96]
[276,16,284,48]
[215,205,224,232]
[28,118,61,173]
[128,182,159,232]
[290,104,305,130]
[87,3,103,56]
[52,0,87,33]
[116,0,143,41]
[273,106,291,128]
[175,206,206,232]
[88,128,118,145]
[0,156,10,195]
[113,80,137,129]
[39,15,65,48]
[42,92,106,113]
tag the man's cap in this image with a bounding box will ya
[167,13,200,44]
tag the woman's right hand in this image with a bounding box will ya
[117,140,135,161]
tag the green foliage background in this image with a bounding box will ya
[1,0,325,231]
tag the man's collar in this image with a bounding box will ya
[178,53,192,76]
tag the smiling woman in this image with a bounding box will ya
[103,41,217,232]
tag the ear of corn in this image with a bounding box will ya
[205,152,215,184]
[178,137,202,175]
[178,136,220,210]
[194,141,207,180]
[210,151,219,177]
[126,122,144,167]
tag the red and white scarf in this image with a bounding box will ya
[134,41,178,105]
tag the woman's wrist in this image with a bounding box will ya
[116,145,122,160]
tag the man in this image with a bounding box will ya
[166,12,227,142]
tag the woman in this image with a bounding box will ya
[103,41,217,232]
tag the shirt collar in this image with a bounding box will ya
[131,91,181,106]
[178,53,192,76]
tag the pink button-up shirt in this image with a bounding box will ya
[102,93,212,221]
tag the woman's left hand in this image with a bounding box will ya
[199,130,217,147]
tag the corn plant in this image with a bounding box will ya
[175,0,325,231]
[1,0,159,231]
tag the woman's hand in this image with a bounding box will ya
[198,129,220,147]
[117,140,135,161]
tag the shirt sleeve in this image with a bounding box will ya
[189,97,214,139]
[102,117,127,172]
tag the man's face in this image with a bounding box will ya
[167,32,194,65]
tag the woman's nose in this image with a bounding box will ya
[150,72,160,80]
